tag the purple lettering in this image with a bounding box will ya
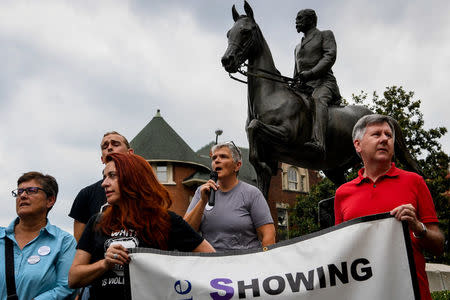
[210,278,234,300]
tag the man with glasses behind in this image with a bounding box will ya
[184,141,275,251]
[69,131,134,242]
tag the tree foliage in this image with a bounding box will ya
[351,86,447,162]
[287,178,335,238]
[287,86,449,263]
[431,290,450,300]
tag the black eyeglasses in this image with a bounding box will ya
[11,187,46,197]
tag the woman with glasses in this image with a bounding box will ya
[0,172,77,299]
[185,141,276,251]
[68,153,214,299]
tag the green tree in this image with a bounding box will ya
[351,86,447,163]
[288,86,449,263]
[288,178,335,238]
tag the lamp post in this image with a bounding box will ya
[215,129,223,144]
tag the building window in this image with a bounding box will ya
[156,165,168,182]
[278,208,288,228]
[287,167,299,191]
[276,203,289,241]
[151,163,176,185]
[300,175,306,192]
[281,163,309,192]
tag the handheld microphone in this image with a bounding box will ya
[208,171,219,206]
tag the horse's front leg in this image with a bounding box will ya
[247,119,282,198]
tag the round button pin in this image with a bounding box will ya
[28,255,40,265]
[38,246,51,256]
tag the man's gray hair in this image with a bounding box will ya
[352,114,396,142]
[211,142,242,163]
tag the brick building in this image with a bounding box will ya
[130,110,319,240]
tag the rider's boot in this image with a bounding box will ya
[304,102,327,160]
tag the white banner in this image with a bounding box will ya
[125,214,419,299]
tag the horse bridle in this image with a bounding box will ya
[225,27,256,75]
[230,63,295,85]
[226,24,305,90]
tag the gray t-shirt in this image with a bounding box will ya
[186,181,273,251]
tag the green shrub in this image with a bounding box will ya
[431,290,450,300]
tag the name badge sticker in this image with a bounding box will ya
[38,246,51,256]
[28,255,40,265]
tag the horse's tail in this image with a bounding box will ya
[390,117,423,176]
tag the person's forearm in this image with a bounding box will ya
[184,199,207,231]
[73,221,86,242]
[257,224,276,247]
[261,235,276,247]
[416,224,444,256]
[69,259,108,288]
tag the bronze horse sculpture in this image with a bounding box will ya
[221,2,420,197]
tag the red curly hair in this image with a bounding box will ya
[97,153,172,249]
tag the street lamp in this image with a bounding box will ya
[215,129,223,144]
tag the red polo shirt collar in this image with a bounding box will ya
[355,162,400,184]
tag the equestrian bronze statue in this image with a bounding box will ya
[221,1,420,197]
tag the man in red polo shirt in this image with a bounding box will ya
[334,114,444,300]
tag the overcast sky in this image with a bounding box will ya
[1,0,449,233]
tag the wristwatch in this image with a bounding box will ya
[413,222,427,239]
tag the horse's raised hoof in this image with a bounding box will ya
[304,141,325,160]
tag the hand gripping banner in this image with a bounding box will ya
[124,213,420,299]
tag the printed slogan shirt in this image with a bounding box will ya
[77,211,204,299]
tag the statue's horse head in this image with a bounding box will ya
[221,1,258,73]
